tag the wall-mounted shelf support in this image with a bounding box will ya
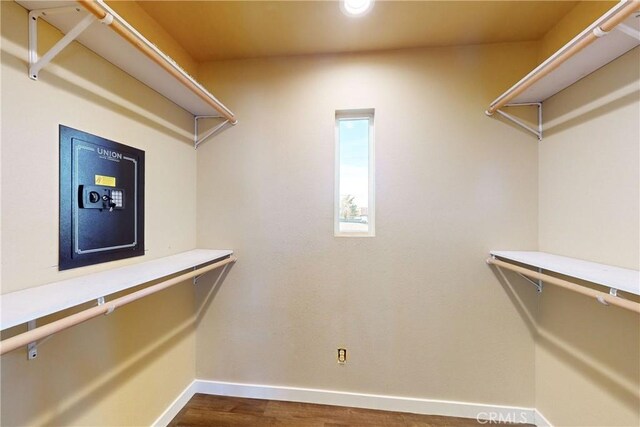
[490,255,544,292]
[487,251,640,314]
[28,5,112,80]
[192,265,203,285]
[485,0,640,140]
[24,296,112,361]
[192,258,232,284]
[194,116,234,149]
[1,250,234,359]
[96,296,114,315]
[0,253,236,357]
[537,268,543,293]
[516,271,544,293]
[27,320,37,360]
[18,0,238,145]
[597,287,620,306]
[25,323,53,361]
[489,102,542,141]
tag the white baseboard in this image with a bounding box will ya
[178,379,536,424]
[153,379,540,426]
[152,380,198,427]
[535,409,553,427]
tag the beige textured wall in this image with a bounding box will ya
[536,47,640,426]
[194,43,540,407]
[539,48,640,268]
[1,1,197,425]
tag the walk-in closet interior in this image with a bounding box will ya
[1,1,639,426]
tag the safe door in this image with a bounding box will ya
[59,125,145,270]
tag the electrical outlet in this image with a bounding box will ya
[337,348,347,364]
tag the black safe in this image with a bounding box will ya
[59,125,145,270]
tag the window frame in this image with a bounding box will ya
[334,109,375,237]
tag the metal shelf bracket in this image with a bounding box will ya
[489,255,543,293]
[516,273,543,292]
[192,258,233,284]
[28,6,113,80]
[488,102,543,141]
[192,266,202,285]
[537,268,543,293]
[27,320,38,360]
[597,287,620,306]
[25,319,56,361]
[515,272,544,293]
[194,116,235,149]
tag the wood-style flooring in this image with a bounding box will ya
[168,394,533,426]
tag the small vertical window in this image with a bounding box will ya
[335,109,375,236]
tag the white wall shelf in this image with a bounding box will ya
[486,0,640,139]
[15,0,236,147]
[490,251,640,296]
[0,249,233,332]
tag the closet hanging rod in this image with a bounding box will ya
[77,0,237,124]
[487,257,640,314]
[0,256,237,356]
[486,0,640,115]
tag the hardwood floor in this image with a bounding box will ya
[168,394,533,426]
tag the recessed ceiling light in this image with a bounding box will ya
[341,0,374,17]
